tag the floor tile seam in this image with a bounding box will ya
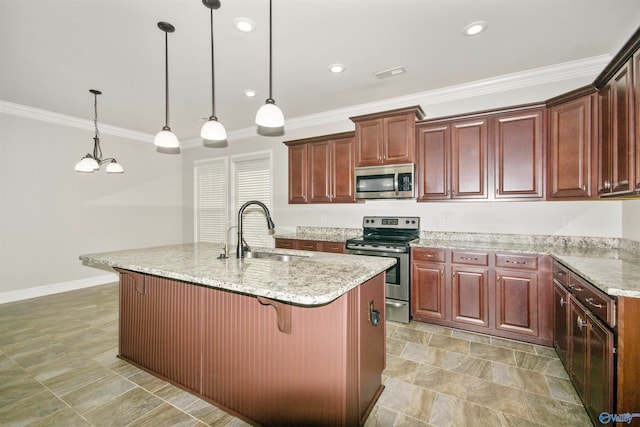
[463,387,537,423]
[121,395,201,427]
[145,385,206,425]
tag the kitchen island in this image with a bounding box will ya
[80,243,395,426]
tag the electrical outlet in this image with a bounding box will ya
[562,216,572,227]
[442,216,450,225]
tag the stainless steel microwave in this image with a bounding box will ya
[354,163,415,199]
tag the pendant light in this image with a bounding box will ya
[201,0,227,141]
[154,21,179,148]
[255,0,284,128]
[74,89,124,174]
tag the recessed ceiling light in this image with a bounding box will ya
[244,89,257,97]
[463,21,488,36]
[234,17,255,33]
[328,64,346,73]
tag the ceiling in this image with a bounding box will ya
[2,0,640,141]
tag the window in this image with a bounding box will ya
[194,157,228,243]
[194,151,273,249]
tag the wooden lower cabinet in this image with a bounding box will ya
[553,260,617,426]
[411,248,552,345]
[451,265,490,328]
[275,238,345,254]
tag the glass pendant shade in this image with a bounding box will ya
[106,160,124,174]
[154,128,180,148]
[255,101,284,128]
[75,156,99,172]
[201,118,227,141]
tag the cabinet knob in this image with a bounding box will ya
[582,185,587,192]
[576,315,587,331]
[560,297,566,307]
[604,179,611,190]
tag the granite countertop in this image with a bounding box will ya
[413,239,640,298]
[79,243,395,306]
[274,226,362,243]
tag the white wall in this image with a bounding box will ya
[622,199,640,241]
[0,113,183,301]
[182,72,624,242]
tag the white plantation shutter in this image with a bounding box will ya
[194,158,228,243]
[232,153,273,249]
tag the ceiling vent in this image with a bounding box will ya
[374,66,406,79]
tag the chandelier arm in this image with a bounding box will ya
[268,0,273,100]
[210,8,216,119]
[164,29,170,128]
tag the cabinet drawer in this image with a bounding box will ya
[552,261,570,287]
[495,253,538,270]
[412,248,446,263]
[319,241,345,253]
[452,251,488,266]
[295,240,319,251]
[275,238,295,249]
[569,274,615,327]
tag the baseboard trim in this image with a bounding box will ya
[0,273,118,304]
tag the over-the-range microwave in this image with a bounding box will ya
[354,163,415,200]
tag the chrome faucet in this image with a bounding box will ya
[237,200,275,258]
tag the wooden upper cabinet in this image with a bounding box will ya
[598,59,635,196]
[493,108,545,199]
[416,124,450,200]
[635,49,640,191]
[416,116,489,201]
[451,118,489,199]
[547,91,596,200]
[350,106,425,167]
[288,144,308,204]
[284,132,356,204]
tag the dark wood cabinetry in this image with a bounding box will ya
[635,49,640,190]
[275,238,345,254]
[493,109,545,199]
[552,261,616,426]
[416,105,544,202]
[350,106,425,167]
[284,132,356,204]
[416,118,488,200]
[411,247,552,345]
[598,59,636,196]
[288,144,308,204]
[547,89,597,199]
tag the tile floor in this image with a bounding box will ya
[0,283,592,426]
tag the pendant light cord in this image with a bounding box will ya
[210,8,216,119]
[268,0,273,101]
[164,30,170,129]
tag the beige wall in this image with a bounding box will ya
[622,199,640,241]
[0,114,183,299]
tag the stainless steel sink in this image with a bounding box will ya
[243,251,297,262]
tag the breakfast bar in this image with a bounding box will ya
[80,243,395,426]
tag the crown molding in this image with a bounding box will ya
[2,54,612,149]
[0,100,153,143]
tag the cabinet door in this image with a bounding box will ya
[295,240,318,251]
[331,137,356,203]
[411,262,447,320]
[597,84,613,195]
[610,61,634,194]
[288,144,308,203]
[355,119,383,166]
[451,265,489,328]
[634,49,640,190]
[585,312,614,424]
[569,296,588,400]
[416,124,450,200]
[495,269,538,337]
[553,281,570,368]
[308,141,332,203]
[493,110,545,199]
[548,96,594,199]
[451,119,488,199]
[383,114,415,164]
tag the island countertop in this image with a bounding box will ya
[79,242,395,306]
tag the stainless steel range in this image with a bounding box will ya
[345,216,420,323]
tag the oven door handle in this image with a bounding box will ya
[386,300,406,308]
[345,247,406,255]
